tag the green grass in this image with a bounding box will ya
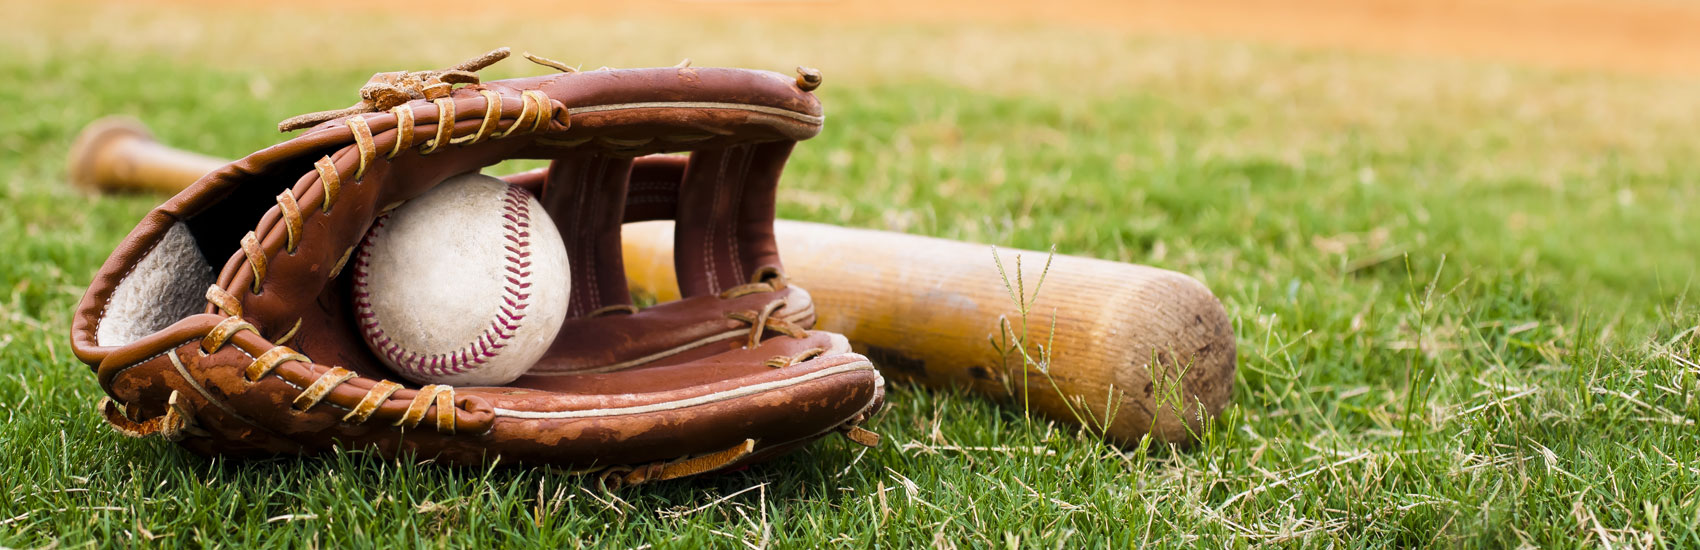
[3,3,1699,547]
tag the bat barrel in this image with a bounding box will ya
[622,220,1236,445]
[67,117,226,195]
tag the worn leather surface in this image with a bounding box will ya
[71,63,884,479]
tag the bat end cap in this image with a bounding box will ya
[67,116,156,194]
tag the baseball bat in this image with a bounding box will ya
[67,116,1237,445]
[68,117,228,195]
[622,221,1235,445]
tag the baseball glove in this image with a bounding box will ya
[69,49,885,486]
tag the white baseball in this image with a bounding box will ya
[353,172,570,386]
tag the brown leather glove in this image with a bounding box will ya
[69,50,884,486]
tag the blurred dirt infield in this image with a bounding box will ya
[241,0,1700,78]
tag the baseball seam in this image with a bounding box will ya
[353,185,535,378]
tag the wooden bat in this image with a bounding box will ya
[622,221,1235,445]
[67,116,1237,445]
[68,117,228,195]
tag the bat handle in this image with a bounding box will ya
[67,117,227,195]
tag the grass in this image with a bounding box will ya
[2,2,1699,547]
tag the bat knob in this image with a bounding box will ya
[68,117,154,193]
[65,116,227,196]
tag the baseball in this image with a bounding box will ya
[353,172,570,386]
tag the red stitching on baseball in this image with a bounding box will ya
[354,185,536,378]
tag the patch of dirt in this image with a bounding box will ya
[238,0,1700,77]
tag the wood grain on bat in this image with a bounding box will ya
[623,220,1236,445]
